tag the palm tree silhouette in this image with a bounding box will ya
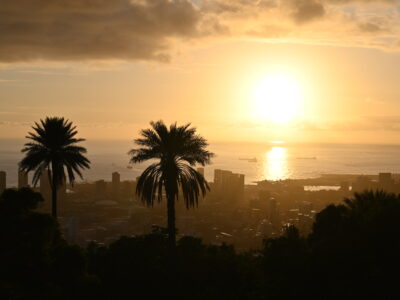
[19,117,90,218]
[129,120,214,247]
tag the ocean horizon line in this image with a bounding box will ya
[2,138,400,147]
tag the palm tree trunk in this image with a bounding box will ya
[166,192,176,248]
[51,164,58,219]
[51,182,57,218]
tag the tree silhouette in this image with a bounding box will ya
[307,190,400,299]
[129,120,213,247]
[19,117,90,218]
[0,188,95,299]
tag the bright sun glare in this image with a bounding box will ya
[252,74,302,123]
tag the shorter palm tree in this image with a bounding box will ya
[129,120,214,247]
[19,117,90,218]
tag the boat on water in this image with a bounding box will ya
[239,157,258,163]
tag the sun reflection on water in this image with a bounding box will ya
[265,146,288,181]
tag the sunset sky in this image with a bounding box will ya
[1,0,400,144]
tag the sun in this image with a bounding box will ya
[252,74,302,123]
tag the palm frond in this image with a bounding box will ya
[19,117,90,188]
[136,163,164,207]
[178,164,209,209]
[130,120,214,209]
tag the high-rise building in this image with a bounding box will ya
[18,169,28,188]
[213,169,245,202]
[112,172,120,201]
[0,171,6,194]
[268,198,280,229]
[378,172,395,191]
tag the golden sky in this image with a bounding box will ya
[1,0,400,144]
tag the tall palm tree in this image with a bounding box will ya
[129,120,214,247]
[19,117,90,218]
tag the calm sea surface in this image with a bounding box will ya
[2,139,400,187]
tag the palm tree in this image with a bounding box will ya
[19,117,90,218]
[129,120,214,247]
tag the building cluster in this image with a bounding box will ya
[352,172,400,193]
[1,167,399,250]
[211,169,245,203]
[1,169,29,193]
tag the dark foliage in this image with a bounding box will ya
[0,188,96,300]
[260,190,400,299]
[1,189,399,299]
[87,232,256,300]
[308,190,400,299]
[259,225,311,299]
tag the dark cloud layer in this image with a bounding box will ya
[0,0,201,62]
[0,0,397,63]
[289,0,325,23]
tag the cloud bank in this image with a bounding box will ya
[0,0,203,62]
[0,0,399,63]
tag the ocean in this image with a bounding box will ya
[2,139,400,187]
